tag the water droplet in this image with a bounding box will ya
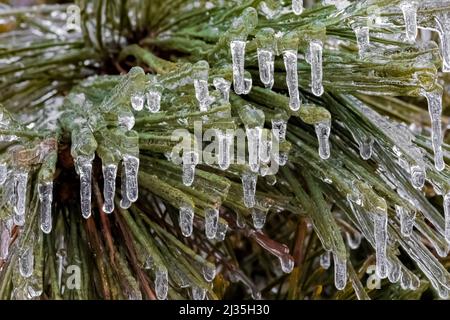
[279,254,294,273]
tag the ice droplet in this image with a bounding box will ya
[444,193,450,245]
[246,127,262,173]
[387,260,401,283]
[13,170,28,218]
[205,207,219,240]
[271,119,287,141]
[38,182,53,234]
[315,120,331,160]
[123,155,139,202]
[320,251,331,269]
[155,267,168,300]
[292,0,303,15]
[146,90,161,113]
[194,79,213,112]
[192,286,206,300]
[241,172,257,208]
[358,138,373,160]
[251,208,267,230]
[307,40,324,97]
[118,111,135,131]
[410,165,426,189]
[0,163,7,185]
[354,26,370,59]
[182,151,199,186]
[179,204,194,237]
[230,40,252,95]
[396,205,416,237]
[346,231,362,250]
[102,164,117,214]
[374,209,388,279]
[283,50,301,111]
[130,93,145,111]
[333,253,347,290]
[213,77,231,102]
[259,132,271,164]
[435,13,450,72]
[203,264,216,282]
[215,221,228,241]
[19,246,34,278]
[400,1,418,43]
[217,130,233,170]
[279,254,294,273]
[421,89,445,171]
[120,161,132,209]
[76,156,93,219]
[257,48,274,89]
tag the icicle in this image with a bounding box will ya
[279,254,294,273]
[396,205,416,237]
[358,137,373,160]
[119,161,132,209]
[19,246,34,278]
[251,208,267,230]
[435,13,450,72]
[374,209,388,279]
[283,50,301,111]
[217,130,233,170]
[118,111,135,131]
[179,204,194,237]
[0,163,7,185]
[205,207,219,240]
[241,172,257,208]
[203,264,216,282]
[155,266,168,300]
[410,164,426,189]
[315,120,331,160]
[257,48,274,89]
[271,119,287,141]
[38,182,53,234]
[193,61,213,112]
[102,164,117,214]
[123,155,139,202]
[76,156,93,219]
[320,251,331,269]
[346,231,362,250]
[146,90,161,113]
[400,1,418,43]
[13,170,28,221]
[182,151,199,186]
[130,93,145,111]
[333,253,347,290]
[421,89,445,171]
[246,127,262,172]
[230,40,252,95]
[213,77,231,102]
[354,26,370,59]
[215,221,228,241]
[307,40,324,97]
[192,286,206,300]
[444,193,450,245]
[259,132,271,164]
[292,0,303,15]
[387,259,401,283]
[0,220,11,260]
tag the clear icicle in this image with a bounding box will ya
[118,111,135,131]
[38,182,53,234]
[421,89,445,171]
[213,77,231,102]
[333,253,347,290]
[259,133,271,164]
[120,161,132,209]
[435,13,450,72]
[13,170,28,218]
[387,259,401,283]
[346,231,362,250]
[19,246,34,278]
[230,40,252,95]
[205,207,219,240]
[246,127,262,173]
[0,220,11,260]
[292,0,303,15]
[354,26,370,59]
[283,50,301,111]
[0,163,7,185]
[123,155,139,202]
[192,286,206,300]
[179,204,194,237]
[257,48,274,89]
[279,254,294,273]
[215,221,228,241]
[194,79,212,112]
[271,119,287,141]
[146,90,161,113]
[102,164,117,214]
[241,172,257,208]
[130,93,145,111]
[396,205,416,237]
[410,165,426,189]
[444,193,450,245]
[251,208,267,230]
[307,40,324,97]
[203,264,216,282]
[320,251,331,269]
[76,156,93,219]
[155,267,168,300]
[182,151,199,186]
[315,120,331,159]
[400,1,418,43]
[374,209,388,279]
[217,130,233,170]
